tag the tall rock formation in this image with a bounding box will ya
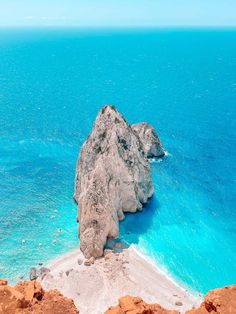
[132,122,165,158]
[74,105,164,258]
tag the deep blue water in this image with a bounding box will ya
[0,28,235,293]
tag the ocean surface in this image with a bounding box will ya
[0,28,235,293]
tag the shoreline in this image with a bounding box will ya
[130,244,201,298]
[40,245,202,314]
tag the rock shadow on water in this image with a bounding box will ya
[106,194,160,252]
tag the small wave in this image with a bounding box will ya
[131,244,201,299]
[149,158,162,163]
[164,150,172,157]
[149,151,172,163]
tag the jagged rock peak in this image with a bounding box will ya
[132,122,165,158]
[74,105,164,258]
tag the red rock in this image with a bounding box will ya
[14,280,43,302]
[27,290,79,314]
[0,279,8,286]
[104,296,179,314]
[0,279,79,314]
[186,285,236,314]
[0,285,28,313]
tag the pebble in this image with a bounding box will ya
[113,242,123,249]
[175,301,183,306]
[103,249,112,257]
[105,255,110,261]
[84,260,91,266]
[29,267,38,281]
[39,267,50,276]
[65,269,73,276]
[89,257,95,264]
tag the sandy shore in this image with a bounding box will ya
[40,245,201,314]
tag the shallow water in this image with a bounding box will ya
[0,28,235,292]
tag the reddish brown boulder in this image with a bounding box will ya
[25,290,79,314]
[14,280,43,302]
[0,284,28,313]
[186,285,236,314]
[0,279,79,314]
[104,296,179,314]
[0,279,8,286]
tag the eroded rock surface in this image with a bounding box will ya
[0,279,79,314]
[132,122,165,158]
[186,285,236,314]
[105,285,236,314]
[74,105,157,258]
[104,296,178,314]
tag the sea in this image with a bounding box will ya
[0,27,235,293]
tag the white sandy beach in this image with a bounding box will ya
[40,245,202,314]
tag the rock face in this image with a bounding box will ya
[74,105,163,258]
[186,285,236,314]
[132,122,165,158]
[0,279,79,314]
[104,296,178,314]
[105,285,236,314]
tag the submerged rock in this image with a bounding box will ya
[74,105,164,258]
[132,122,165,158]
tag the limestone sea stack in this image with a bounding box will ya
[131,122,165,158]
[74,105,164,258]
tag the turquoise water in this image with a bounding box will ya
[0,28,235,293]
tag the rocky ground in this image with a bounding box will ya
[0,279,78,314]
[105,285,236,314]
[186,285,236,314]
[39,246,200,314]
[1,277,235,314]
[105,296,178,314]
